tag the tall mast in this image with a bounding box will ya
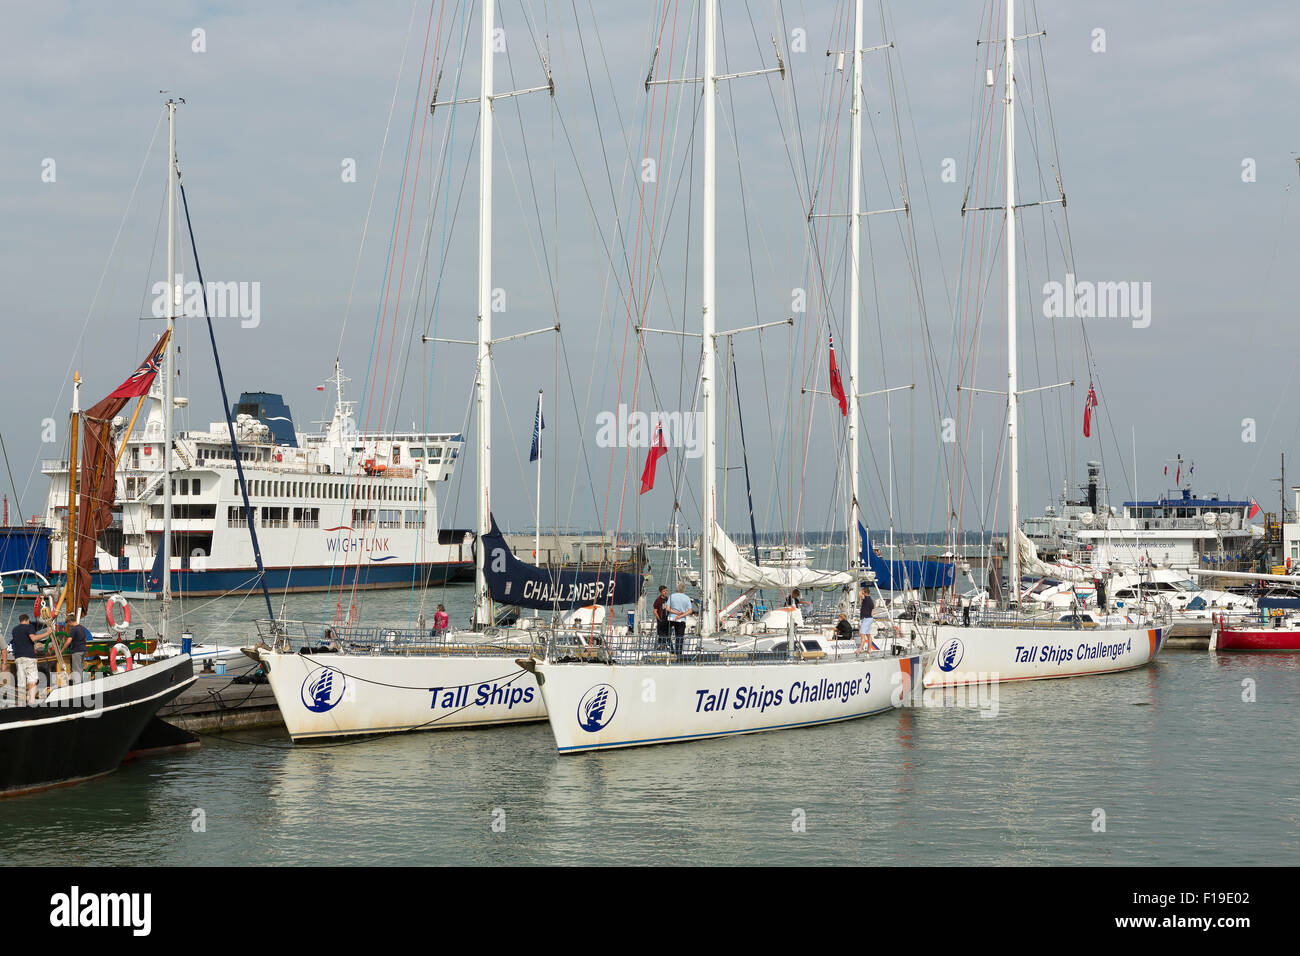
[474,0,495,628]
[161,98,178,639]
[65,373,81,619]
[847,0,864,578]
[700,0,718,634]
[1004,0,1020,606]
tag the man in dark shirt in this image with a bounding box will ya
[834,613,855,641]
[11,613,52,704]
[58,619,91,679]
[652,586,669,646]
[859,584,876,648]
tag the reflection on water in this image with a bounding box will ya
[3,579,1298,864]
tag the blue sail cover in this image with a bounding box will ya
[481,515,643,610]
[1259,597,1300,610]
[858,523,955,591]
[146,545,165,592]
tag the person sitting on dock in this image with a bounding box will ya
[10,613,51,705]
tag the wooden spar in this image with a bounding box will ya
[50,372,81,678]
[111,393,150,471]
[54,374,81,617]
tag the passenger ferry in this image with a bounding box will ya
[40,365,473,597]
[1022,461,1262,571]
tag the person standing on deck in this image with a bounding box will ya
[859,583,876,649]
[433,604,450,636]
[666,583,693,657]
[653,586,670,646]
[57,619,90,680]
[10,613,51,704]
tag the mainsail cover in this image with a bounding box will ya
[73,331,171,615]
[1015,527,1096,583]
[858,523,956,590]
[480,515,642,609]
[711,524,854,591]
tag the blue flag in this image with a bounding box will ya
[529,392,544,462]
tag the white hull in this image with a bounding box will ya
[925,623,1165,687]
[259,649,545,741]
[534,652,923,753]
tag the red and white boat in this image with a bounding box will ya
[1211,612,1300,652]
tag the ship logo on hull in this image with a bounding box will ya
[577,683,618,732]
[301,666,347,713]
[937,638,965,672]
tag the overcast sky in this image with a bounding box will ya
[3,1,1299,544]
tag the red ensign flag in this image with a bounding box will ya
[108,330,171,399]
[1083,382,1098,438]
[828,335,847,417]
[640,423,668,495]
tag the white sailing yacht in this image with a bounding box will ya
[925,0,1167,687]
[529,0,923,753]
[253,0,602,741]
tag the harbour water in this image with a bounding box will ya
[1,581,1296,865]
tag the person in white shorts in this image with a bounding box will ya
[10,613,52,705]
[858,584,876,647]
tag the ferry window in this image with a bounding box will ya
[393,446,401,464]
[410,447,424,458]
[378,509,400,529]
[428,447,443,461]
[192,478,201,495]
[405,509,425,528]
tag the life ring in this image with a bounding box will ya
[110,642,134,673]
[106,594,132,633]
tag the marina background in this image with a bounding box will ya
[3,554,1298,865]
[1,593,1294,865]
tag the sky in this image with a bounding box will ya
[3,0,1300,544]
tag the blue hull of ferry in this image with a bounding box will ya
[44,561,474,598]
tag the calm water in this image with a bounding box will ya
[2,573,1297,865]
